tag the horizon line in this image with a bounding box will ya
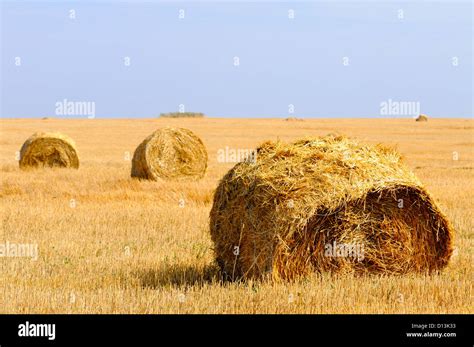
[1,116,473,120]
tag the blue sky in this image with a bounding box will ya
[1,1,472,118]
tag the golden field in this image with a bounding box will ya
[0,117,472,314]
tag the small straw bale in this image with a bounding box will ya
[131,127,208,180]
[416,114,429,122]
[210,135,453,280]
[19,132,79,169]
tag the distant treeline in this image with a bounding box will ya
[159,112,205,118]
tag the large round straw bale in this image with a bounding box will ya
[210,135,453,280]
[19,132,79,169]
[131,127,208,180]
[416,114,429,122]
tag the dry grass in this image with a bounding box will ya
[0,118,472,313]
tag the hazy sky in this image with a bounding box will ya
[1,1,472,118]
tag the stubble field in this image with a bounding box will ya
[0,117,472,313]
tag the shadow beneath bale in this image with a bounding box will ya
[133,263,222,289]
